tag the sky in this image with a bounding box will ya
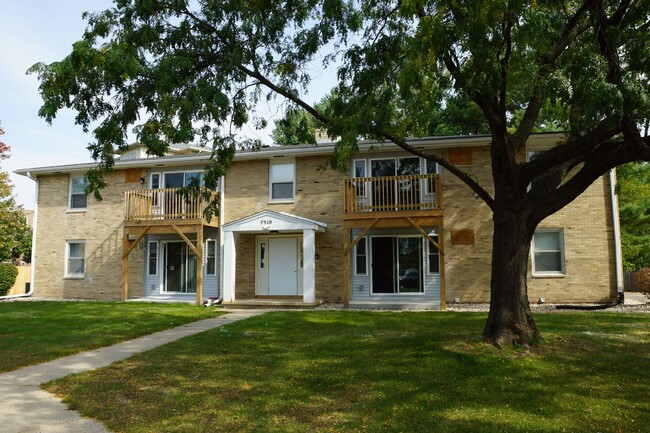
[0,1,336,210]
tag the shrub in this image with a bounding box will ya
[0,263,18,296]
[634,268,650,293]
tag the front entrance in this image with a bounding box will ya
[256,236,301,296]
[371,236,423,294]
[163,242,196,293]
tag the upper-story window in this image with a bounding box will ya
[150,171,211,190]
[69,175,88,210]
[269,160,295,202]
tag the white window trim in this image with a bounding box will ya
[65,240,85,279]
[354,237,368,276]
[268,159,296,203]
[68,174,88,212]
[148,241,158,276]
[531,228,566,277]
[205,239,217,276]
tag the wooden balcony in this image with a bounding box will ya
[343,174,443,229]
[124,188,219,227]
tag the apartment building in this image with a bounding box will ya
[15,133,622,308]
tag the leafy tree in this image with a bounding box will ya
[30,1,650,346]
[272,94,334,145]
[0,122,32,264]
[617,162,650,270]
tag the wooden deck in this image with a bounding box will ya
[343,174,443,228]
[124,187,219,228]
[122,187,220,306]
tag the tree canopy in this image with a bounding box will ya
[30,1,650,345]
[617,162,650,270]
[0,122,31,264]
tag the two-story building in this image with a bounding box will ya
[14,133,623,308]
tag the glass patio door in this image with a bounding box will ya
[371,236,423,294]
[370,157,421,210]
[163,242,196,293]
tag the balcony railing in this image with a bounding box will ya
[125,188,218,222]
[344,174,442,214]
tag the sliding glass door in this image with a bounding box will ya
[163,242,197,293]
[371,236,423,294]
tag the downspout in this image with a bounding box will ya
[1,172,37,300]
[609,169,624,294]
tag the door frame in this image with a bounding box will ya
[162,240,197,294]
[369,235,426,295]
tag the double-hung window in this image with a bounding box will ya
[532,229,565,275]
[66,240,85,278]
[355,237,367,275]
[206,239,217,275]
[428,236,440,274]
[148,242,158,276]
[269,160,295,201]
[69,175,88,210]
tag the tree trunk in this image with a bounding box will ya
[483,209,541,347]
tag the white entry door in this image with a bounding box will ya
[257,237,299,295]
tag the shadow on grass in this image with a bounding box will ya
[46,311,650,433]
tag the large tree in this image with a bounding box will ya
[0,122,31,264]
[617,162,650,270]
[30,1,650,346]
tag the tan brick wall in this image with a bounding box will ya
[224,156,346,302]
[443,146,617,303]
[34,170,146,300]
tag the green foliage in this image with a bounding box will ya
[30,1,650,340]
[0,123,32,263]
[0,263,18,296]
[272,93,334,145]
[617,162,650,270]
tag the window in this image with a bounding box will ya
[355,237,367,275]
[353,160,367,197]
[428,236,440,274]
[66,240,85,277]
[148,242,158,276]
[269,161,295,201]
[532,229,565,275]
[206,239,217,275]
[69,176,88,210]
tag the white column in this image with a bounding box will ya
[222,231,236,302]
[302,229,316,303]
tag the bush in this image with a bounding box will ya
[634,268,650,293]
[0,263,18,296]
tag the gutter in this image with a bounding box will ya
[0,172,37,300]
[609,169,624,294]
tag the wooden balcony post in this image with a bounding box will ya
[196,225,204,305]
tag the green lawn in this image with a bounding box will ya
[0,301,220,373]
[45,311,649,433]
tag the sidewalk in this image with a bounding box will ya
[0,309,267,433]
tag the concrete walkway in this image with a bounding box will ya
[0,309,267,433]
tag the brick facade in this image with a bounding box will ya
[224,156,346,302]
[34,170,146,300]
[27,137,619,305]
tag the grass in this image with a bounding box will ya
[44,311,650,433]
[0,301,220,373]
